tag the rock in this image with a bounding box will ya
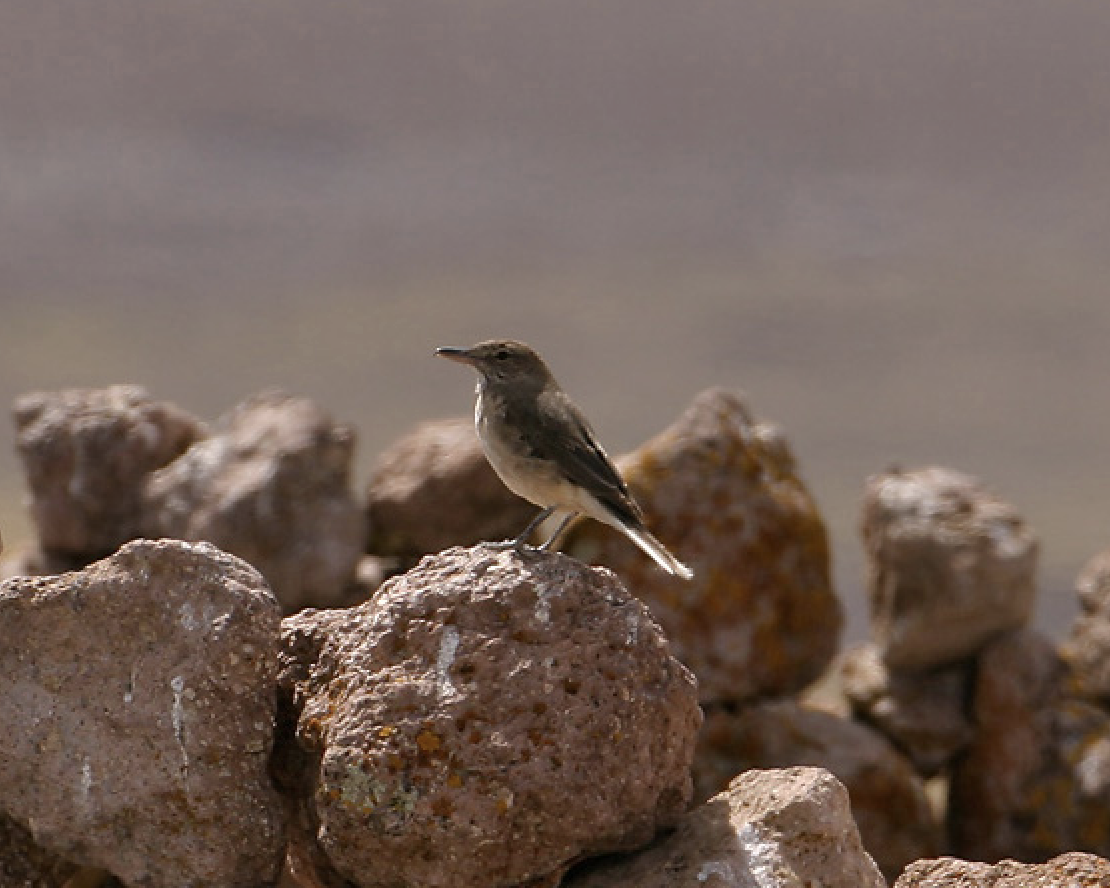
[13,386,205,557]
[563,767,885,888]
[950,628,1110,862]
[0,544,88,581]
[894,851,1110,887]
[862,466,1038,671]
[143,391,366,612]
[0,539,286,888]
[563,388,842,704]
[0,811,80,887]
[366,417,537,556]
[275,545,701,888]
[692,700,941,881]
[1061,548,1110,701]
[841,643,974,776]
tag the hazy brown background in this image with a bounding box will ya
[3,1,1109,638]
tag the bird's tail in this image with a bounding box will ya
[620,522,694,580]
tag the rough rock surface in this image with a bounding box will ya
[0,539,286,888]
[862,466,1038,671]
[13,386,204,557]
[894,852,1110,887]
[1061,548,1110,701]
[366,417,537,556]
[143,391,366,612]
[0,812,80,888]
[275,545,701,888]
[841,643,974,776]
[950,629,1110,862]
[563,388,841,704]
[692,700,941,881]
[563,767,885,888]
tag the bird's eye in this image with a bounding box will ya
[496,350,509,361]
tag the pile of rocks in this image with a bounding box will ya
[2,383,1110,887]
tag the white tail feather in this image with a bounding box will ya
[619,523,694,580]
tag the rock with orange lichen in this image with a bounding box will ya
[274,544,700,888]
[562,387,841,704]
[949,629,1110,863]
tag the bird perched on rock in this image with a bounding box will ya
[436,339,693,579]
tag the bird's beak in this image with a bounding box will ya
[435,346,475,366]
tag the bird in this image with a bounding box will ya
[435,339,693,579]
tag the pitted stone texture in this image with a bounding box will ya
[0,539,285,888]
[842,643,974,776]
[13,386,204,557]
[895,852,1110,887]
[950,629,1110,863]
[366,417,537,556]
[692,700,941,881]
[276,545,701,888]
[862,466,1038,671]
[143,391,366,612]
[564,388,841,704]
[564,767,885,888]
[1062,548,1110,701]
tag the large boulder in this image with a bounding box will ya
[0,539,286,888]
[275,545,701,888]
[861,466,1038,670]
[894,852,1110,887]
[13,386,204,557]
[143,391,366,612]
[365,417,537,557]
[564,388,841,704]
[1061,547,1110,701]
[563,767,885,888]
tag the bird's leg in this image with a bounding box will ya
[537,512,577,551]
[486,506,556,552]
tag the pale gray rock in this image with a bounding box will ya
[894,852,1110,887]
[564,388,842,704]
[143,391,366,612]
[692,699,941,881]
[275,545,701,888]
[564,767,885,888]
[841,643,974,775]
[0,539,286,888]
[950,629,1110,862]
[13,386,204,557]
[862,466,1038,670]
[365,417,537,556]
[1061,548,1110,701]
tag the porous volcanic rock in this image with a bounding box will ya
[366,417,537,556]
[692,700,941,881]
[13,386,204,557]
[1061,548,1110,701]
[841,643,974,776]
[862,466,1038,671]
[0,539,286,888]
[894,852,1110,887]
[275,545,701,888]
[563,388,841,704]
[563,767,885,888]
[950,629,1110,862]
[143,391,366,612]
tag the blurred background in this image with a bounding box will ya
[2,1,1109,639]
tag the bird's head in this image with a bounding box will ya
[436,340,554,391]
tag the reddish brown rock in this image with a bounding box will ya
[13,386,204,557]
[275,545,701,888]
[841,643,974,776]
[366,417,537,556]
[0,539,286,888]
[564,767,885,888]
[862,466,1038,671]
[0,812,80,888]
[894,852,1110,887]
[1061,548,1110,701]
[563,388,841,704]
[143,391,366,612]
[950,629,1110,862]
[692,700,941,881]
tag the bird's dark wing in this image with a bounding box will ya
[514,389,644,526]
